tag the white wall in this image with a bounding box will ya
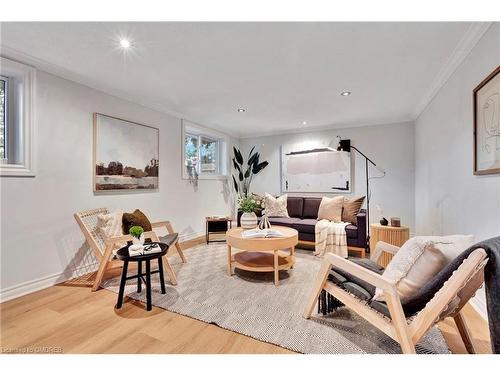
[0,70,237,300]
[415,24,500,317]
[239,121,415,230]
[415,24,500,240]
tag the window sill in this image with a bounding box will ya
[0,163,36,177]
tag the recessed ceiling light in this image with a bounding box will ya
[340,91,351,96]
[237,108,246,113]
[302,121,307,125]
[119,39,131,49]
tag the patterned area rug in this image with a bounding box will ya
[102,243,450,354]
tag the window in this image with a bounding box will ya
[182,120,228,179]
[0,76,6,161]
[0,57,36,176]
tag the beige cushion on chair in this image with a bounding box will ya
[263,193,289,217]
[317,196,344,222]
[97,212,123,238]
[96,212,125,254]
[415,235,475,262]
[373,237,447,302]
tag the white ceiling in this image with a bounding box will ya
[0,22,489,137]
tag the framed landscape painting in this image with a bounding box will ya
[473,66,500,175]
[93,113,159,191]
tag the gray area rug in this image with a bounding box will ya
[102,243,450,354]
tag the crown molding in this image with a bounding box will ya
[412,22,493,120]
[238,118,414,139]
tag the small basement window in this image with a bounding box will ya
[182,120,228,180]
[0,57,36,176]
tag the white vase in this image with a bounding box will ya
[241,212,258,229]
[132,233,145,246]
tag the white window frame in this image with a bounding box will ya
[0,75,8,161]
[0,57,36,177]
[182,120,228,180]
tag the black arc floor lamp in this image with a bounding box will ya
[336,137,385,251]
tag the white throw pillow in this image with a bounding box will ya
[263,193,289,217]
[415,235,475,262]
[96,212,123,238]
[373,237,447,302]
[373,235,475,303]
[317,196,344,222]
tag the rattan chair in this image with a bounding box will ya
[303,240,488,354]
[74,208,187,291]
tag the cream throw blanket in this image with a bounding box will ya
[314,220,349,258]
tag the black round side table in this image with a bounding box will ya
[115,242,168,311]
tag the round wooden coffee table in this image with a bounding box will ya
[226,226,299,285]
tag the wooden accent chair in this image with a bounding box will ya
[74,208,187,292]
[303,241,488,354]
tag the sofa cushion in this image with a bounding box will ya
[267,217,301,227]
[345,224,359,239]
[342,196,365,225]
[317,196,344,222]
[263,193,289,217]
[286,197,304,218]
[292,218,317,234]
[302,197,322,219]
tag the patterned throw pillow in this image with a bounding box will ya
[96,212,123,238]
[263,193,289,217]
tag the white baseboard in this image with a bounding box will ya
[179,231,205,243]
[0,233,206,304]
[0,263,98,304]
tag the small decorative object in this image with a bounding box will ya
[473,66,500,175]
[129,225,145,251]
[93,113,159,191]
[380,217,388,226]
[390,217,401,227]
[258,215,272,230]
[231,146,269,197]
[238,196,261,229]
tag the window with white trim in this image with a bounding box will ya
[0,57,36,176]
[0,76,7,161]
[182,120,228,180]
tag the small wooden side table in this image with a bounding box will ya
[370,224,409,267]
[206,216,232,244]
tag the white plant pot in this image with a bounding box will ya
[132,233,145,246]
[241,212,258,229]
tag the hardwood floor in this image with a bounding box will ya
[0,237,491,354]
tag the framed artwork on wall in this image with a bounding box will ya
[93,113,159,191]
[473,65,500,175]
[281,145,352,193]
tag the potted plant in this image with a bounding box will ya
[238,196,263,229]
[231,146,268,198]
[231,146,268,226]
[129,225,145,250]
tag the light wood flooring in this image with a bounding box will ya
[0,237,492,354]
